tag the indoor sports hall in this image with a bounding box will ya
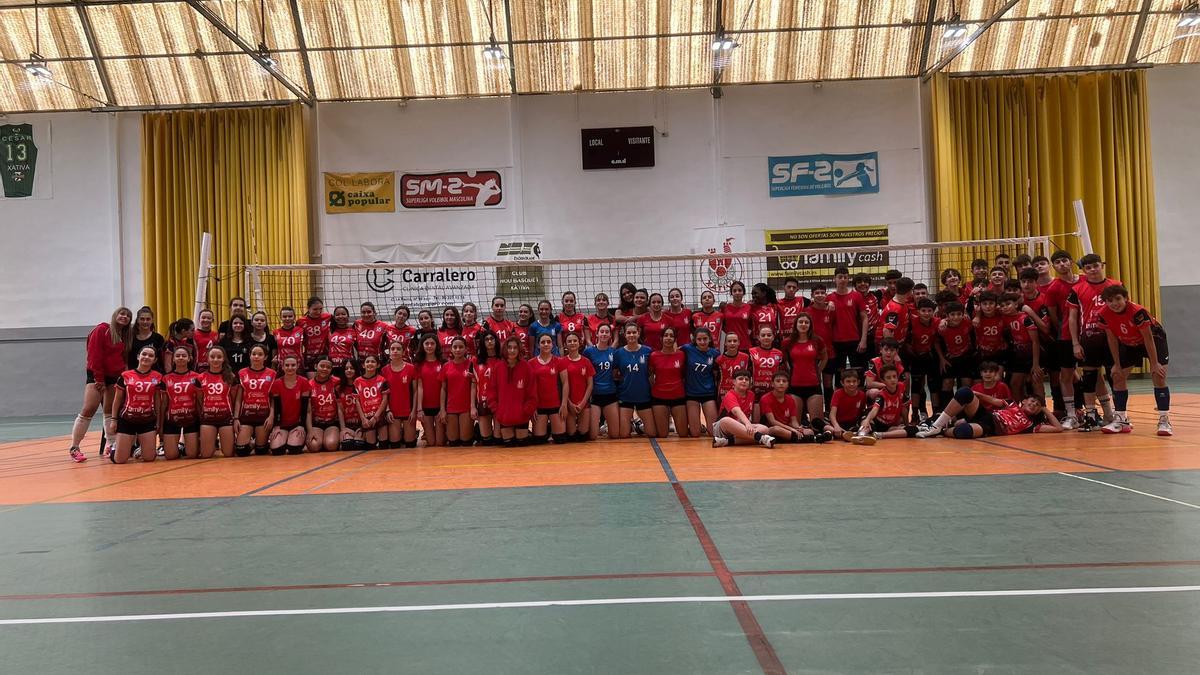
[1,1,1198,673]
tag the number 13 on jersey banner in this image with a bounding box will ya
[1,121,52,199]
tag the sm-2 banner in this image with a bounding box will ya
[763,225,889,289]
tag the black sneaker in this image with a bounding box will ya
[1078,411,1102,432]
[815,430,834,443]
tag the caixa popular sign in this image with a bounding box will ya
[399,170,505,209]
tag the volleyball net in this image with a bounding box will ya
[229,236,1063,321]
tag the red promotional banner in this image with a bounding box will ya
[399,170,504,209]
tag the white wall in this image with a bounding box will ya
[1148,64,1200,289]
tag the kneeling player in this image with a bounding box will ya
[711,370,775,448]
[1097,286,1172,436]
[917,388,1063,438]
[851,365,915,445]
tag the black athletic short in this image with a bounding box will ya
[312,420,340,431]
[833,341,868,371]
[85,371,119,386]
[591,392,618,407]
[161,420,199,436]
[968,407,997,437]
[422,407,440,418]
[618,400,651,411]
[789,385,822,400]
[945,353,978,380]
[1055,339,1078,369]
[908,353,939,380]
[686,393,716,404]
[239,412,269,427]
[1008,348,1034,375]
[200,413,233,427]
[869,419,902,434]
[116,418,156,436]
[1117,326,1169,369]
[536,406,561,416]
[1081,332,1113,369]
[651,397,686,408]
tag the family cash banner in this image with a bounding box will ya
[1,120,52,199]
[763,225,890,289]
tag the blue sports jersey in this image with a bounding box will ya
[583,345,617,395]
[612,345,652,403]
[527,320,562,355]
[681,344,720,397]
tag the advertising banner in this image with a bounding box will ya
[763,225,890,288]
[323,172,395,213]
[768,152,879,197]
[1,120,52,199]
[398,169,505,209]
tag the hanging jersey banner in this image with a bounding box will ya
[324,172,395,213]
[768,152,879,197]
[763,225,889,288]
[1,121,51,199]
[398,169,505,210]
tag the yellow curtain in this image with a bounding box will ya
[142,104,310,324]
[930,70,1159,321]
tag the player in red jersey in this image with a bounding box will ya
[268,356,310,455]
[749,283,780,340]
[561,333,595,442]
[805,284,837,400]
[557,291,589,350]
[1068,254,1121,430]
[485,296,518,344]
[999,292,1044,399]
[161,346,199,460]
[906,298,941,421]
[327,307,357,377]
[971,361,1012,411]
[193,308,220,356]
[785,314,829,437]
[273,306,306,370]
[587,292,616,344]
[528,333,569,444]
[829,370,868,441]
[234,345,276,456]
[110,346,163,464]
[460,302,483,355]
[298,296,331,375]
[865,338,907,391]
[710,370,775,448]
[416,309,436,333]
[876,277,914,344]
[967,258,989,295]
[940,268,972,308]
[354,355,389,448]
[852,365,915,444]
[721,281,752,352]
[491,337,537,446]
[829,266,869,376]
[759,371,818,443]
[918,388,1062,438]
[664,288,693,346]
[880,269,902,306]
[386,306,417,359]
[1043,250,1082,424]
[937,301,976,399]
[337,360,364,450]
[776,278,809,343]
[381,341,418,448]
[413,334,445,447]
[439,337,475,446]
[1017,268,1057,406]
[972,292,1008,367]
[473,330,503,445]
[649,327,688,438]
[437,306,463,355]
[1097,286,1173,436]
[162,317,198,374]
[197,347,237,458]
[515,304,535,358]
[354,302,387,361]
[715,332,750,398]
[853,273,880,357]
[691,290,724,338]
[748,325,784,415]
[637,293,670,352]
[306,356,343,453]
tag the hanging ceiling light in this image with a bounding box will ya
[1179,2,1200,28]
[24,52,51,79]
[711,32,738,51]
[943,14,970,40]
[482,41,505,60]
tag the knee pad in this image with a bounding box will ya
[1080,369,1100,394]
[269,445,287,456]
[953,424,975,439]
[904,425,919,438]
[478,435,494,446]
[285,445,304,455]
[954,387,974,404]
[339,440,356,451]
[234,444,252,457]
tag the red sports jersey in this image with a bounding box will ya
[460,323,482,355]
[354,374,388,418]
[1097,301,1157,347]
[474,357,501,406]
[297,313,331,360]
[441,359,474,414]
[750,303,779,336]
[664,309,693,345]
[193,329,220,355]
[691,310,723,338]
[720,389,754,418]
[328,327,357,366]
[558,313,588,341]
[1004,312,1036,352]
[238,367,276,419]
[908,318,938,356]
[118,368,161,423]
[415,360,443,410]
[385,323,417,356]
[804,304,836,346]
[513,324,532,358]
[1069,277,1122,336]
[938,320,974,358]
[436,328,460,355]
[636,313,670,352]
[197,371,235,423]
[787,339,824,388]
[830,388,867,426]
[872,383,909,427]
[353,320,387,359]
[829,290,867,343]
[485,317,517,344]
[310,376,341,424]
[270,376,311,427]
[273,326,305,365]
[161,371,199,425]
[381,361,416,418]
[863,292,880,330]
[777,297,808,340]
[716,351,751,396]
[490,360,538,427]
[759,392,797,423]
[867,356,906,381]
[974,314,1008,355]
[649,350,686,400]
[1043,277,1077,340]
[562,355,596,407]
[586,314,616,342]
[721,303,752,349]
[972,381,1013,410]
[527,355,565,409]
[748,347,784,391]
[875,299,911,342]
[338,385,361,427]
[991,403,1043,435]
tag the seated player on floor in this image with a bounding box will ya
[916,387,1063,438]
[711,370,776,449]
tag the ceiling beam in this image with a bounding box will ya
[286,0,316,99]
[501,0,518,94]
[183,0,314,106]
[921,0,1021,80]
[73,0,116,106]
[1126,0,1154,63]
[917,0,939,75]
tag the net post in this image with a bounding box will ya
[192,232,213,324]
[249,267,265,313]
[1073,200,1094,254]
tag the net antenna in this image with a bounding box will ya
[193,232,213,324]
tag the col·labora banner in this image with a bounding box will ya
[399,170,505,209]
[324,172,395,214]
[768,152,879,198]
[763,225,890,289]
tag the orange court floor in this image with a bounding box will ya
[3,393,1198,508]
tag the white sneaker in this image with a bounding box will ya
[758,434,776,449]
[711,435,730,448]
[850,433,877,446]
[1158,415,1174,437]
[1101,414,1131,434]
[1060,416,1078,431]
[915,426,943,439]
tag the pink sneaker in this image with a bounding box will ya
[69,447,87,463]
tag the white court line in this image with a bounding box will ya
[1058,472,1200,510]
[2,586,1199,626]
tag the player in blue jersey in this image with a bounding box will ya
[613,322,654,438]
[584,323,620,439]
[681,327,721,437]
